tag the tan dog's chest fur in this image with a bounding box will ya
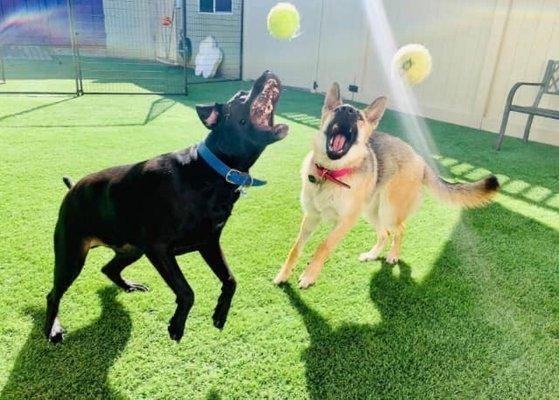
[301,152,376,225]
[274,83,498,289]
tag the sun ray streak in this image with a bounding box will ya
[362,0,441,173]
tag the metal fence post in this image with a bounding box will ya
[0,47,5,85]
[239,0,244,81]
[0,0,4,85]
[182,0,188,95]
[66,0,83,95]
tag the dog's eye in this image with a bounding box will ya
[239,119,246,125]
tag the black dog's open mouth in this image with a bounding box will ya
[326,125,355,159]
[250,77,288,137]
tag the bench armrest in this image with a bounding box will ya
[505,82,544,108]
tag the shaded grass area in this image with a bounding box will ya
[0,82,558,399]
[0,54,234,94]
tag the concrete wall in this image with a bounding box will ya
[243,0,559,146]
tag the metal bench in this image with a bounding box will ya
[496,60,559,150]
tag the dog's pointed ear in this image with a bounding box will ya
[196,103,222,129]
[322,82,342,115]
[363,96,387,126]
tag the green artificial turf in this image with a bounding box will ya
[0,54,228,94]
[0,81,558,399]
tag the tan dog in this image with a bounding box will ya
[274,83,499,289]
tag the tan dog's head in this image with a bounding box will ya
[313,83,387,169]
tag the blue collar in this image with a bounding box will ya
[197,141,267,188]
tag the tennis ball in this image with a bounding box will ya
[267,2,300,41]
[393,44,432,85]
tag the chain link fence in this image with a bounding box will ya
[0,0,243,95]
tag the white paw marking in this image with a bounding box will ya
[358,251,379,262]
[298,275,316,289]
[273,273,288,285]
[386,254,399,264]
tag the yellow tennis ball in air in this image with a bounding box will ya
[393,44,432,85]
[267,2,300,40]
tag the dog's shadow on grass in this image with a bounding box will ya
[1,287,131,400]
[282,203,559,399]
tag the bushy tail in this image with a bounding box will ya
[62,176,74,190]
[423,164,499,208]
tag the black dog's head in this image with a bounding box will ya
[196,71,289,153]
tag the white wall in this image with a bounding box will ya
[357,0,500,127]
[243,0,559,146]
[242,0,323,89]
[313,0,369,99]
[481,0,559,145]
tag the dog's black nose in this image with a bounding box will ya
[337,105,356,114]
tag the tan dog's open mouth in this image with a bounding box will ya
[326,122,357,159]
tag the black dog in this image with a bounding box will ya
[45,71,288,343]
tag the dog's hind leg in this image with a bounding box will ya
[102,249,147,292]
[382,169,422,264]
[274,214,320,285]
[358,228,389,262]
[359,195,389,261]
[386,224,405,264]
[45,227,89,343]
[145,247,194,342]
[199,238,236,329]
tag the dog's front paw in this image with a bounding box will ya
[168,317,185,342]
[124,280,150,293]
[273,271,289,285]
[358,250,379,262]
[298,274,316,289]
[47,320,65,344]
[212,306,228,330]
[385,254,399,264]
[212,298,232,330]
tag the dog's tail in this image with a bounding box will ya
[62,176,74,190]
[423,164,499,208]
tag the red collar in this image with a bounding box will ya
[315,164,353,188]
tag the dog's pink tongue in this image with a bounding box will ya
[332,134,346,152]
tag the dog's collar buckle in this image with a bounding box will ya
[225,169,251,185]
[198,141,267,192]
[226,170,253,196]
